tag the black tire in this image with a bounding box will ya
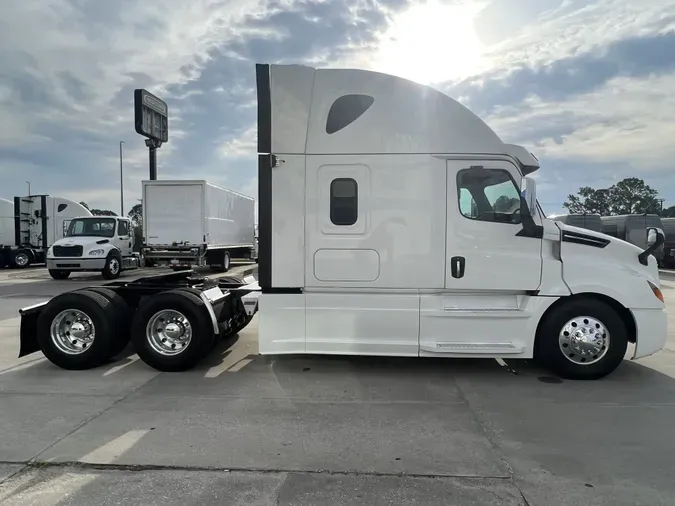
[49,269,71,280]
[210,251,231,273]
[37,290,119,370]
[101,252,122,280]
[536,298,628,380]
[0,251,6,268]
[131,289,215,372]
[11,250,31,269]
[78,287,132,357]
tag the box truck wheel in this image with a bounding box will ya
[36,290,120,370]
[11,250,31,269]
[536,298,628,380]
[49,270,71,280]
[77,287,132,357]
[210,251,230,273]
[101,252,122,280]
[0,251,6,268]
[131,289,215,372]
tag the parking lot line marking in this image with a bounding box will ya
[0,357,47,375]
[227,357,253,372]
[495,358,507,367]
[78,429,150,464]
[102,355,141,376]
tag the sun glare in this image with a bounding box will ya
[374,1,487,84]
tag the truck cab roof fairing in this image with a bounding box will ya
[256,63,510,156]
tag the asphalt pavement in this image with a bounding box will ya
[0,266,675,505]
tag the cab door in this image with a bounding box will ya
[116,219,133,257]
[446,160,543,291]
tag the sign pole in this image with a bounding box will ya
[145,139,161,180]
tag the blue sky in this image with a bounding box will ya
[1,0,674,217]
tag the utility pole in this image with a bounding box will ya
[119,141,125,216]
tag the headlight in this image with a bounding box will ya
[89,249,105,256]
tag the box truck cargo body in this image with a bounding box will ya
[142,180,255,271]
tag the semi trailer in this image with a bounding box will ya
[661,217,675,268]
[550,213,603,233]
[0,195,91,268]
[17,63,667,379]
[601,214,665,266]
[141,180,256,271]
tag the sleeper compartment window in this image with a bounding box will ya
[330,178,358,226]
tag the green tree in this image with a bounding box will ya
[563,187,611,215]
[127,203,143,228]
[563,178,660,216]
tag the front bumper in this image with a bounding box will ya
[631,307,668,359]
[46,257,107,271]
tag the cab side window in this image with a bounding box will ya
[457,168,522,224]
[330,178,358,226]
[118,220,130,236]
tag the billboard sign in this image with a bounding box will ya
[134,89,168,142]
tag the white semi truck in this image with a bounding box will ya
[0,195,92,269]
[141,180,256,271]
[17,63,666,380]
[46,215,141,279]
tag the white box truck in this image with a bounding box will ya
[0,195,92,269]
[17,63,667,380]
[141,180,255,272]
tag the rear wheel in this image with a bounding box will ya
[209,251,230,273]
[131,289,215,371]
[536,298,628,380]
[11,250,31,269]
[77,287,132,357]
[49,269,71,280]
[36,291,119,369]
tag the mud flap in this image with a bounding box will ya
[18,301,48,357]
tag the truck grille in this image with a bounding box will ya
[53,245,83,257]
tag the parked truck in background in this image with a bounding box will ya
[660,217,675,268]
[0,198,14,261]
[46,215,141,279]
[16,63,667,380]
[601,214,665,266]
[0,195,92,269]
[550,213,603,233]
[141,180,255,272]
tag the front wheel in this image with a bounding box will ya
[536,298,628,380]
[49,269,71,280]
[101,253,122,279]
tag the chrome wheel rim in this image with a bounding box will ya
[559,316,609,365]
[50,309,95,355]
[15,253,29,267]
[109,258,120,275]
[146,309,192,356]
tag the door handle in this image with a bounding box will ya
[450,256,465,278]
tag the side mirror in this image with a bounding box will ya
[520,177,537,216]
[639,227,665,266]
[647,227,664,246]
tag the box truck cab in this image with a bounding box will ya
[46,216,139,279]
[255,63,667,380]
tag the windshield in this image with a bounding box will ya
[66,218,116,238]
